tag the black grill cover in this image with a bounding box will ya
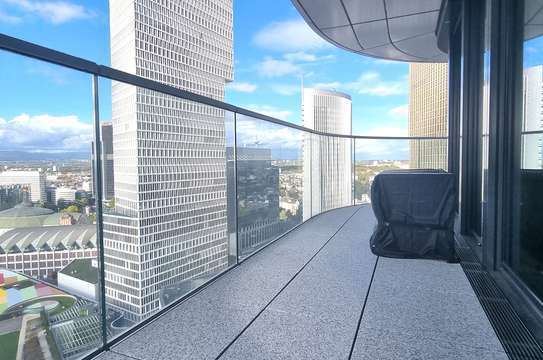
[370,169,456,261]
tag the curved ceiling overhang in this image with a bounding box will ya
[291,0,448,63]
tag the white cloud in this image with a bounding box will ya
[0,114,92,151]
[257,58,301,78]
[346,72,407,96]
[0,8,22,24]
[4,0,94,24]
[283,52,335,63]
[253,19,330,52]
[354,126,409,160]
[387,104,409,119]
[236,117,303,150]
[270,84,300,96]
[227,82,257,93]
[245,104,292,121]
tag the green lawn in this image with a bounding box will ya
[50,296,76,315]
[0,331,20,359]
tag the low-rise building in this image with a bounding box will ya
[58,258,99,300]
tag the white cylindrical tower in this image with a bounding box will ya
[302,88,352,221]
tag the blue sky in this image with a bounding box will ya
[0,0,411,154]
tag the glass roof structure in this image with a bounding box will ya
[291,0,448,62]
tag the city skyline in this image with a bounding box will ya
[0,0,413,160]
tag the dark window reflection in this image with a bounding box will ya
[509,0,543,300]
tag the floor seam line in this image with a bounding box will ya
[213,206,364,360]
[348,255,380,360]
[108,349,144,360]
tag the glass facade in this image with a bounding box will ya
[507,0,543,302]
[480,0,491,244]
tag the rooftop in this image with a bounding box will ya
[0,201,53,218]
[0,224,96,253]
[59,258,99,284]
[94,206,507,360]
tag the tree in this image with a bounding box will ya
[62,204,80,213]
[105,198,115,209]
[76,198,89,207]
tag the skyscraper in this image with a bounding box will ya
[0,170,46,203]
[91,122,114,200]
[104,0,233,321]
[408,63,449,169]
[302,88,352,221]
[522,65,543,169]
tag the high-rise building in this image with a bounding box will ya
[522,65,543,169]
[0,170,46,203]
[0,184,24,211]
[103,0,233,321]
[302,88,352,221]
[92,122,115,200]
[408,63,449,169]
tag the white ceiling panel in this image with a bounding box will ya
[342,0,385,24]
[301,0,349,28]
[388,11,439,42]
[323,25,363,51]
[353,20,389,49]
[292,0,447,62]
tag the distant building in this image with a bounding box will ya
[91,122,115,199]
[0,184,24,211]
[0,170,46,203]
[58,258,99,300]
[46,186,57,206]
[59,213,76,225]
[56,187,76,204]
[0,201,96,278]
[408,63,449,169]
[522,65,543,169]
[302,88,352,221]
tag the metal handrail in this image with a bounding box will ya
[0,33,447,141]
[522,130,543,135]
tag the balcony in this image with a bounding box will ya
[1,0,543,356]
[94,205,506,360]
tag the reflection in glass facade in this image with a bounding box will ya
[235,116,304,259]
[509,3,543,302]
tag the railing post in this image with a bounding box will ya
[233,112,240,262]
[92,74,108,349]
[352,138,355,205]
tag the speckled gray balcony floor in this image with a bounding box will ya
[94,205,507,360]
